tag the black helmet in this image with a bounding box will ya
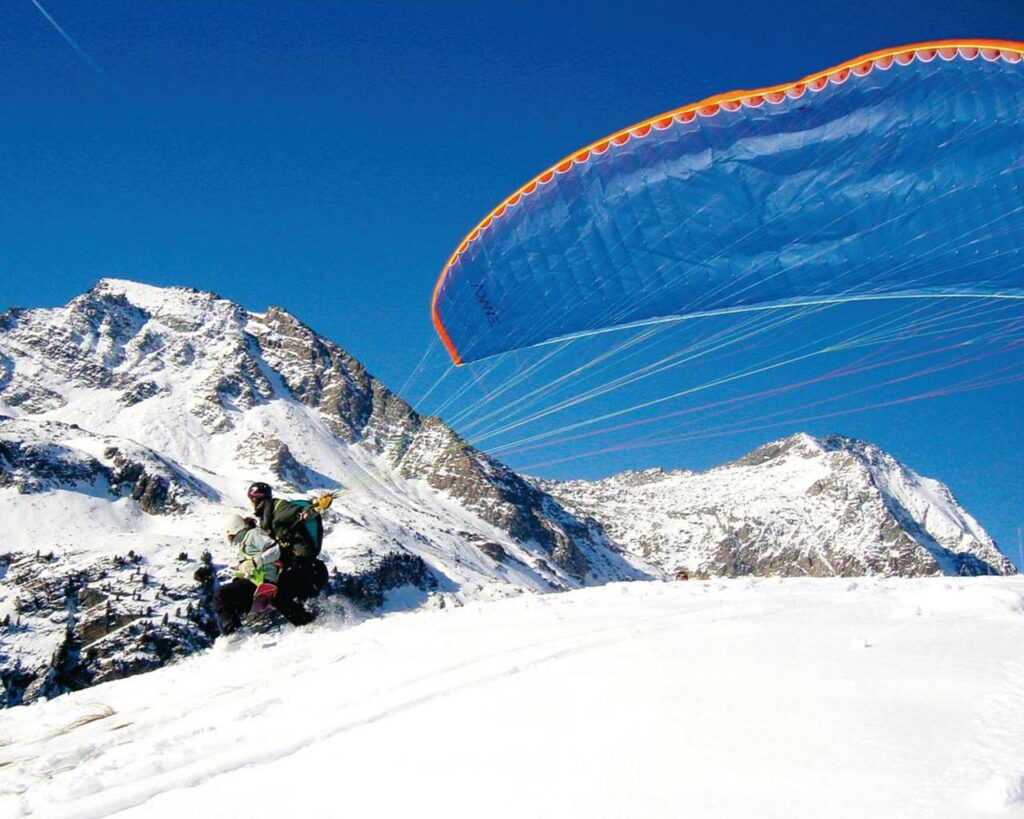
[247,482,273,502]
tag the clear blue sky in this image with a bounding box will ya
[1,0,1022,566]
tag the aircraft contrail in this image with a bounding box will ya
[27,0,112,83]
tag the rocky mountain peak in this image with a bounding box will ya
[87,278,241,327]
[1,280,659,706]
[1,280,641,579]
[541,432,1015,579]
[731,431,824,467]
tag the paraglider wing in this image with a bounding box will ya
[432,40,1024,366]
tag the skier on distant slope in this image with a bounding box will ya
[246,481,331,622]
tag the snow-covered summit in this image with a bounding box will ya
[88,277,224,316]
[540,432,1014,578]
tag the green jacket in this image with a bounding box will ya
[255,498,321,558]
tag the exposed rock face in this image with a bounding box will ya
[0,418,207,513]
[251,307,376,444]
[328,552,439,611]
[538,433,1016,579]
[247,304,603,578]
[0,550,218,708]
[389,416,593,578]
[0,546,443,708]
[0,434,100,493]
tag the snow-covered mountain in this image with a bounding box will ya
[0,279,647,706]
[0,280,1014,707]
[539,432,1015,579]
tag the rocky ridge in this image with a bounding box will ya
[538,433,1015,578]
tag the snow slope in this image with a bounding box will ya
[3,577,1023,819]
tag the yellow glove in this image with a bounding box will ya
[313,493,334,513]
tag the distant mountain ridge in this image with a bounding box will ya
[0,279,1013,707]
[538,432,1014,578]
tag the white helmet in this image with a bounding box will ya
[223,513,248,538]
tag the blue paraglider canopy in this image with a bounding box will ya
[432,40,1024,365]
